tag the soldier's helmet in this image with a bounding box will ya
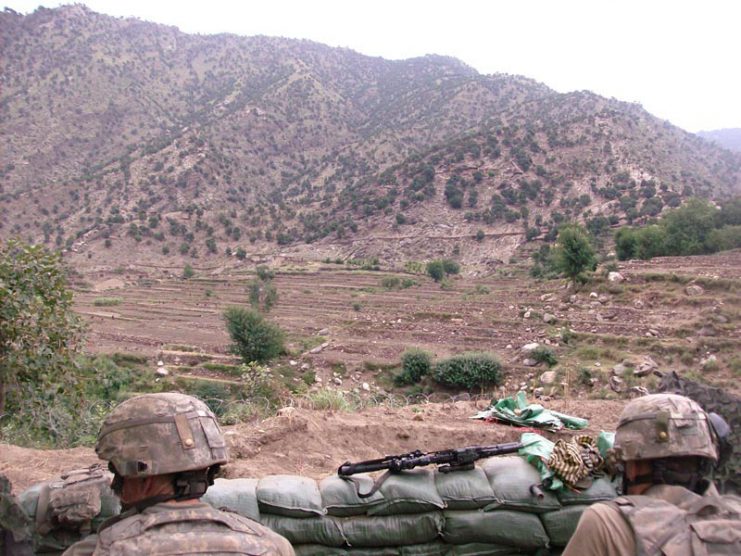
[96,393,228,477]
[612,393,718,463]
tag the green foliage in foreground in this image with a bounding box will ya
[615,197,741,260]
[432,352,503,390]
[224,306,285,363]
[0,239,85,415]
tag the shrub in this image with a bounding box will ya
[432,352,503,390]
[441,259,460,275]
[381,277,401,289]
[426,260,445,281]
[531,346,558,367]
[182,264,195,279]
[224,307,284,363]
[394,349,432,386]
[93,297,122,307]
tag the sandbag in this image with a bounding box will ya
[257,475,325,517]
[368,469,446,516]
[260,514,346,546]
[293,543,449,556]
[442,510,550,549]
[342,512,445,547]
[434,467,497,511]
[555,478,617,506]
[202,478,260,521]
[539,505,589,547]
[450,543,536,555]
[320,474,386,516]
[481,457,560,513]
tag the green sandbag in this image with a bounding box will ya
[202,478,260,521]
[481,457,560,513]
[539,505,589,547]
[442,510,550,549]
[294,542,449,556]
[260,514,346,546]
[342,512,445,547]
[555,478,617,506]
[257,475,325,517]
[320,474,386,516]
[451,543,535,555]
[368,469,446,516]
[434,467,497,510]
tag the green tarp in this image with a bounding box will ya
[472,393,588,431]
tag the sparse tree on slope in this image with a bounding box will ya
[553,224,596,284]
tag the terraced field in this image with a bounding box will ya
[73,250,741,397]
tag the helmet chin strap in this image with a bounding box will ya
[112,465,221,512]
[622,460,710,495]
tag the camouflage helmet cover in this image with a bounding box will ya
[613,393,718,462]
[96,393,228,477]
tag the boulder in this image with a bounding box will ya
[608,272,624,283]
[540,370,557,385]
[523,358,538,367]
[521,342,540,353]
[685,284,704,296]
[543,313,557,324]
[634,356,659,377]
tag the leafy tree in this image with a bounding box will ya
[552,224,596,284]
[662,198,717,255]
[224,307,284,364]
[426,260,445,282]
[0,240,84,414]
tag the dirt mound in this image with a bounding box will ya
[1,399,625,494]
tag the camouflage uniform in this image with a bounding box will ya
[63,501,293,555]
[61,393,295,556]
[563,393,741,556]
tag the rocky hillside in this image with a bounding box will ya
[1,5,740,268]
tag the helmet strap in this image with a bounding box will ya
[623,459,711,495]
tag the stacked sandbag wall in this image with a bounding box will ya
[203,456,619,555]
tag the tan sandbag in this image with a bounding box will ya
[320,474,386,517]
[257,475,325,518]
[539,504,589,547]
[442,509,550,549]
[260,514,346,546]
[202,478,261,521]
[342,512,445,547]
[481,457,560,513]
[434,467,497,511]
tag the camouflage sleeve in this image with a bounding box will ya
[562,503,635,556]
[61,534,98,556]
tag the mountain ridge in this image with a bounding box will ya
[1,5,739,271]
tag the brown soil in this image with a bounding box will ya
[1,399,624,494]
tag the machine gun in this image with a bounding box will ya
[337,441,523,497]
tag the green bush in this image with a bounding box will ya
[432,352,503,390]
[93,297,122,307]
[224,307,285,363]
[182,264,195,279]
[531,346,558,368]
[394,349,432,386]
[441,259,460,275]
[381,276,401,289]
[426,260,445,281]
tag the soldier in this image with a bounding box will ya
[563,393,740,556]
[63,392,294,555]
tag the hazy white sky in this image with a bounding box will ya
[5,0,740,132]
